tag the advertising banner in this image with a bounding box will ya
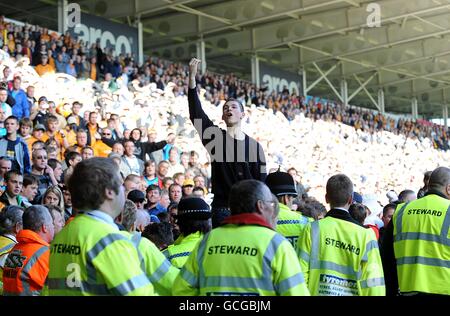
[68,13,139,59]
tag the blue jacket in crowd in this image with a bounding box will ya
[9,88,30,119]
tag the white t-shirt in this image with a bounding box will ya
[167,163,185,178]
[121,156,141,176]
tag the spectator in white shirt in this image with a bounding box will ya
[166,146,185,177]
[120,139,144,177]
[0,87,12,118]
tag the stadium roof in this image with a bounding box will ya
[4,0,450,117]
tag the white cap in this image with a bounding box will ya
[67,116,77,125]
[386,190,398,203]
[362,194,383,217]
[364,215,384,229]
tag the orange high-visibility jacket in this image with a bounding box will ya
[2,230,49,296]
[0,235,17,293]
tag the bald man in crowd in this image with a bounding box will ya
[381,166,450,296]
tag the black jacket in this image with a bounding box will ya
[102,137,117,148]
[66,114,87,130]
[0,191,25,209]
[64,207,73,222]
[188,88,266,208]
[325,208,364,226]
[85,123,100,147]
[133,139,167,161]
[6,94,16,107]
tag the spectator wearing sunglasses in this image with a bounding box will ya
[100,127,115,147]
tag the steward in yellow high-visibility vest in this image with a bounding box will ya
[173,180,310,296]
[47,158,154,296]
[297,174,385,296]
[163,197,212,268]
[382,166,450,296]
[265,170,309,248]
[118,199,179,296]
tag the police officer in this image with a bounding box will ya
[297,174,385,296]
[265,170,310,247]
[47,158,155,296]
[382,166,450,296]
[172,179,310,296]
[163,197,212,268]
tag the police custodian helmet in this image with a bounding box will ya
[265,171,297,197]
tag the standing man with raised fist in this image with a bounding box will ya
[188,58,267,228]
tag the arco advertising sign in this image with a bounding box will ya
[67,12,139,58]
[259,62,302,95]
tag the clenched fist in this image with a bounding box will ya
[188,58,201,89]
[189,58,201,77]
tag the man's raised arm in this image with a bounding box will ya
[188,58,215,142]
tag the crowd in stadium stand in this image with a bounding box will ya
[196,73,450,151]
[0,16,449,297]
[1,15,449,151]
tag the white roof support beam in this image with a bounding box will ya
[378,88,385,114]
[132,0,450,116]
[312,62,344,102]
[376,68,450,87]
[353,74,380,110]
[257,2,450,51]
[143,0,351,43]
[401,16,408,29]
[81,0,199,19]
[149,4,450,67]
[411,14,446,31]
[387,94,441,107]
[195,0,354,34]
[411,97,419,119]
[158,2,445,49]
[348,48,450,77]
[305,62,341,93]
[342,0,360,7]
[348,71,377,101]
[168,3,236,27]
[201,0,348,35]
[304,27,450,66]
[119,0,199,17]
[410,85,449,98]
[291,42,450,86]
[443,104,448,127]
[341,79,348,106]
[267,43,450,79]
